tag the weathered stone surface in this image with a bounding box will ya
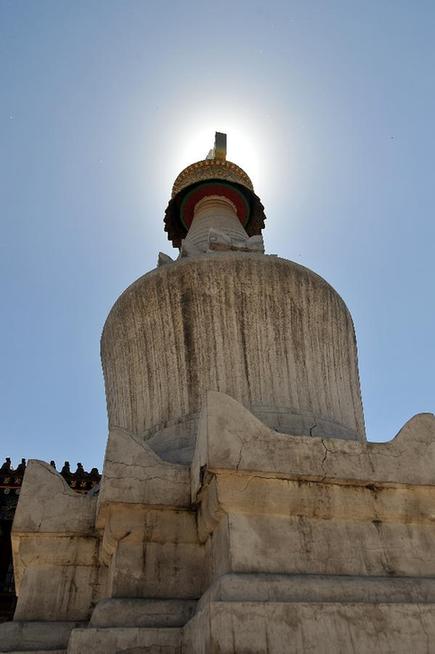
[10,461,103,623]
[193,394,435,590]
[13,557,101,621]
[200,572,435,604]
[0,621,83,653]
[96,427,190,529]
[197,487,435,582]
[7,392,435,652]
[183,601,435,653]
[101,505,204,600]
[183,196,249,255]
[157,251,174,267]
[192,390,435,500]
[102,252,365,465]
[12,461,96,536]
[67,626,182,653]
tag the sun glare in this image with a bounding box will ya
[169,113,273,195]
[149,98,285,206]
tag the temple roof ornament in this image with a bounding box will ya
[0,457,101,499]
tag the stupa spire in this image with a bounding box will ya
[163,131,266,252]
[206,131,227,161]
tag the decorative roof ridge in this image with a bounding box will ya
[0,457,101,494]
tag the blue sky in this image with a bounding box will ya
[1,0,434,471]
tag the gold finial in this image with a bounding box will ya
[206,132,227,161]
[214,132,227,161]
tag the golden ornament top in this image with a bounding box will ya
[171,158,254,198]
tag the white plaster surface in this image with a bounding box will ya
[101,253,366,465]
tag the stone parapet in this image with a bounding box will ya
[10,462,104,623]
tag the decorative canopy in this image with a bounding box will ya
[164,132,266,248]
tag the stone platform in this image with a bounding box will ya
[1,392,435,652]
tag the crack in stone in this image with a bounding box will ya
[416,603,430,651]
[105,457,188,473]
[309,423,317,437]
[320,439,335,467]
[104,473,188,486]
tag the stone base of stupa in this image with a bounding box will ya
[183,577,435,653]
[1,391,435,653]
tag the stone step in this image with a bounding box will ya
[184,600,435,653]
[67,626,182,654]
[202,572,435,605]
[0,622,83,653]
[90,598,196,628]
